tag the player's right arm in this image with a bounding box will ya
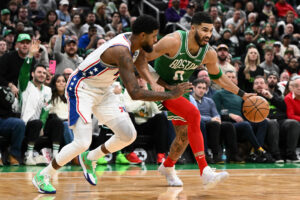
[114,46,192,101]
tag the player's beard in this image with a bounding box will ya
[141,42,153,53]
[194,31,210,47]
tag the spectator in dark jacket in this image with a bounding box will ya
[165,0,186,23]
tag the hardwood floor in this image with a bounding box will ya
[1,167,300,200]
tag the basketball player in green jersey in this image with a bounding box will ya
[136,12,253,188]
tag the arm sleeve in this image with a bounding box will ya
[18,57,33,93]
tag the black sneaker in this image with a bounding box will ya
[257,151,275,163]
[285,153,300,163]
[273,154,284,163]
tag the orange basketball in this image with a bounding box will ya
[242,96,270,123]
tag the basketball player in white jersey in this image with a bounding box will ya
[32,15,192,194]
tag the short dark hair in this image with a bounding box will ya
[111,12,120,18]
[191,12,213,25]
[132,15,159,35]
[192,78,208,87]
[88,25,97,31]
[33,64,47,72]
[254,75,267,83]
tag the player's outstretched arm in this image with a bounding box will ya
[203,48,254,100]
[115,47,192,101]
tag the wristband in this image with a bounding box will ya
[237,89,245,97]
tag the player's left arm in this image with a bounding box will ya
[203,48,252,100]
[134,50,164,91]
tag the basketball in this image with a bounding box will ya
[242,96,270,123]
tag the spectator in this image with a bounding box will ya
[213,71,273,163]
[266,71,283,97]
[0,33,36,97]
[40,10,59,42]
[62,67,73,81]
[275,0,298,19]
[0,86,25,166]
[104,12,122,35]
[260,23,279,42]
[4,29,15,51]
[14,6,38,36]
[7,0,19,22]
[78,25,97,50]
[225,10,245,35]
[54,26,83,74]
[190,79,243,163]
[179,2,195,30]
[225,0,246,21]
[49,74,73,145]
[55,0,71,26]
[37,0,57,16]
[27,0,45,26]
[238,47,264,92]
[211,18,223,42]
[285,57,300,76]
[33,44,49,68]
[238,29,255,57]
[65,13,82,38]
[18,44,64,165]
[259,47,280,76]
[118,3,131,31]
[79,12,105,38]
[280,34,300,59]
[216,44,235,73]
[254,76,300,163]
[123,75,169,164]
[208,6,220,23]
[197,69,215,98]
[94,2,110,28]
[0,8,14,35]
[0,40,7,57]
[285,75,300,121]
[165,0,186,23]
[215,28,238,58]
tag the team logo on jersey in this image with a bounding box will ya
[169,59,199,70]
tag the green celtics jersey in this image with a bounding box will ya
[154,30,209,85]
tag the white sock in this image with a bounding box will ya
[52,144,60,158]
[40,162,56,177]
[87,146,105,161]
[27,144,34,157]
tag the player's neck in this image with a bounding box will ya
[188,32,201,55]
[129,35,139,53]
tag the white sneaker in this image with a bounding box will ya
[25,156,36,166]
[201,166,229,189]
[34,155,49,165]
[158,163,183,186]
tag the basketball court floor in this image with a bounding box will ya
[1,163,300,200]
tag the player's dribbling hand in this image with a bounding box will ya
[170,82,193,98]
[242,92,256,101]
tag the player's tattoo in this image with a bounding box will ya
[168,125,189,161]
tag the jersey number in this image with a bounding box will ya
[173,70,185,81]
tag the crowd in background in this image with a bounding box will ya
[0,0,300,167]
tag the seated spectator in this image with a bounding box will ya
[253,76,300,163]
[62,68,73,81]
[213,71,273,163]
[79,12,105,38]
[280,34,300,59]
[27,0,45,26]
[0,8,14,35]
[118,3,131,31]
[190,79,243,164]
[49,74,73,145]
[179,2,195,30]
[0,33,36,97]
[14,6,39,37]
[54,26,83,74]
[40,10,59,43]
[217,44,235,73]
[19,46,64,165]
[275,0,298,19]
[78,25,97,50]
[3,29,15,51]
[0,40,7,57]
[0,86,25,166]
[285,57,300,76]
[266,71,283,97]
[225,10,245,35]
[259,47,280,76]
[285,76,300,122]
[55,0,71,26]
[123,75,169,164]
[104,12,122,35]
[65,13,82,38]
[165,0,186,23]
[196,69,216,98]
[94,2,110,28]
[238,47,265,92]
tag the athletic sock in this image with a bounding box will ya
[163,156,176,167]
[87,145,105,161]
[52,144,60,159]
[27,144,34,157]
[40,162,56,177]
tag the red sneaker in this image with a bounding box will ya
[157,153,165,164]
[126,152,142,164]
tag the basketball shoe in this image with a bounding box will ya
[32,170,56,194]
[97,156,108,165]
[115,152,130,164]
[157,153,165,164]
[158,163,183,186]
[201,166,229,189]
[79,151,97,185]
[126,152,142,164]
